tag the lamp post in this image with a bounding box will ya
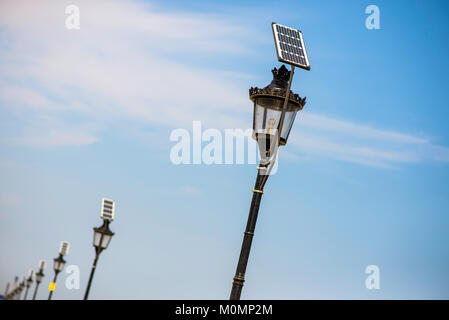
[5,276,18,300]
[32,260,46,300]
[3,282,10,300]
[84,198,115,300]
[48,241,69,300]
[9,280,20,300]
[17,277,25,300]
[229,65,306,300]
[24,269,34,300]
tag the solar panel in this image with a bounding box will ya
[39,260,46,270]
[59,241,70,256]
[272,22,310,70]
[101,198,115,221]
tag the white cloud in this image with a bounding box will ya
[5,128,98,147]
[0,0,254,147]
[1,115,99,147]
[299,113,428,144]
[290,111,449,168]
[0,0,252,123]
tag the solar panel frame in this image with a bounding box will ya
[101,198,115,221]
[59,241,70,256]
[272,22,310,70]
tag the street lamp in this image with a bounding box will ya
[32,260,46,300]
[9,279,20,300]
[17,277,26,300]
[48,241,69,300]
[3,282,10,300]
[83,198,115,300]
[24,269,34,300]
[252,65,305,151]
[229,22,311,300]
[229,64,306,300]
[5,277,18,300]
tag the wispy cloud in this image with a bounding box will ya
[4,126,99,147]
[290,112,449,168]
[0,0,253,136]
[0,113,99,147]
[300,113,428,145]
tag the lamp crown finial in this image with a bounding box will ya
[270,65,290,89]
[271,65,290,82]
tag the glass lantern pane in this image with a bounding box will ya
[93,230,102,247]
[280,107,298,144]
[36,273,43,282]
[54,260,65,272]
[253,97,299,146]
[253,103,263,132]
[253,101,281,136]
[101,234,112,249]
[264,107,282,132]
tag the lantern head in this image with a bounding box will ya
[250,65,306,162]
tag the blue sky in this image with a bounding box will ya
[1,0,449,299]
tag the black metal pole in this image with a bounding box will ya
[32,281,41,300]
[230,166,268,300]
[48,273,58,300]
[84,252,100,300]
[16,288,23,300]
[23,286,30,300]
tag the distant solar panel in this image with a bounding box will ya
[272,22,310,70]
[101,198,115,221]
[39,260,46,270]
[59,241,70,256]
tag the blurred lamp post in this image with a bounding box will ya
[229,65,306,300]
[24,269,34,300]
[5,276,18,300]
[11,279,21,300]
[48,241,69,300]
[83,198,115,300]
[17,277,25,300]
[32,260,46,300]
[3,282,10,299]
